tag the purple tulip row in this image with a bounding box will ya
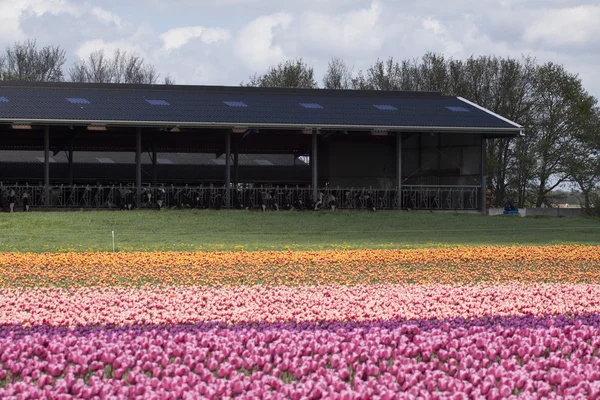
[2,315,600,399]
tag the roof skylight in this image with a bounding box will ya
[374,105,397,111]
[300,103,323,109]
[146,99,170,106]
[446,106,470,112]
[66,98,90,104]
[224,101,248,107]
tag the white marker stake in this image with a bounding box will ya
[112,231,115,252]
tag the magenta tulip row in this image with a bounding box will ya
[1,283,600,327]
[1,317,600,399]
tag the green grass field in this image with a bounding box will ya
[0,210,598,252]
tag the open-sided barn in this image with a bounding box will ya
[0,81,522,211]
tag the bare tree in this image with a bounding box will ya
[163,74,176,85]
[243,58,317,89]
[69,49,160,84]
[2,39,66,81]
[322,58,354,89]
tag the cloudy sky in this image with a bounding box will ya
[2,0,599,98]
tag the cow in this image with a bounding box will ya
[260,190,280,211]
[314,192,338,211]
[213,189,223,210]
[293,191,307,210]
[142,188,153,208]
[363,190,376,212]
[243,189,254,210]
[8,190,17,213]
[22,192,30,212]
[155,188,166,210]
[118,188,134,210]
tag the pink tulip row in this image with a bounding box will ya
[1,319,600,399]
[1,284,600,327]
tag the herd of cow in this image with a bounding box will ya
[131,187,378,212]
[0,186,379,212]
[0,190,31,213]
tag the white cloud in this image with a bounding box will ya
[523,5,600,47]
[0,0,79,42]
[160,26,231,50]
[299,1,384,56]
[420,17,464,56]
[235,12,293,71]
[91,7,122,28]
[75,39,145,59]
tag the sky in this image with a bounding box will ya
[1,0,599,98]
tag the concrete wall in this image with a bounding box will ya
[489,207,582,217]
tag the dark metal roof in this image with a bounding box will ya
[0,81,522,134]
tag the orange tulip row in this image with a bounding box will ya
[0,245,599,287]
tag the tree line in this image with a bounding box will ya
[0,40,173,84]
[1,40,598,211]
[244,56,600,212]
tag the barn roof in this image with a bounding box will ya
[0,81,522,134]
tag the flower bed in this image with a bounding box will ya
[1,245,599,287]
[2,317,600,398]
[1,284,600,327]
[1,246,600,398]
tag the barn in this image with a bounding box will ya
[0,81,522,211]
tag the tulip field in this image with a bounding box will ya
[2,245,600,398]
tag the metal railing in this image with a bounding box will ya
[0,184,479,211]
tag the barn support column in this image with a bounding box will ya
[396,132,402,210]
[311,132,318,202]
[480,137,487,213]
[233,149,239,187]
[225,130,231,209]
[151,141,157,186]
[44,126,50,206]
[136,127,142,206]
[67,138,74,186]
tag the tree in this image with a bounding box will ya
[322,58,354,89]
[565,109,600,211]
[352,58,403,90]
[69,49,160,84]
[1,40,66,81]
[163,74,176,85]
[528,63,597,207]
[243,58,317,89]
[352,54,539,206]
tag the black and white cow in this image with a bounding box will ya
[363,191,376,212]
[155,188,166,210]
[142,188,153,208]
[8,190,17,213]
[260,190,280,212]
[243,189,254,210]
[293,191,307,210]
[22,192,30,212]
[119,188,134,210]
[313,192,338,211]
